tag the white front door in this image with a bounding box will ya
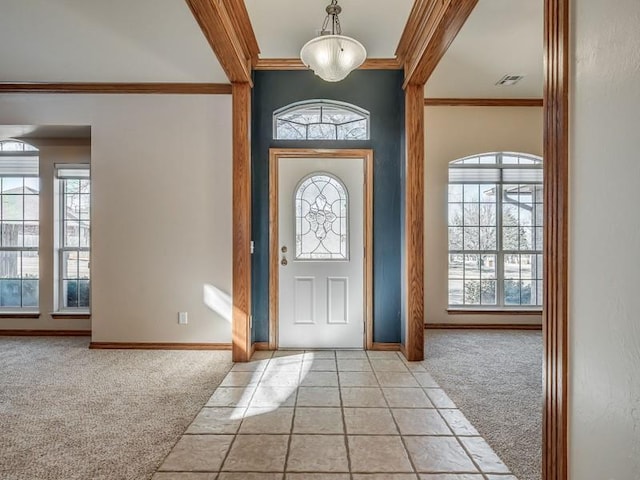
[278,156,364,349]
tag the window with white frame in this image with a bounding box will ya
[0,140,39,309]
[448,152,543,308]
[274,100,370,141]
[56,165,90,310]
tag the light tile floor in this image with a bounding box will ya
[154,350,516,480]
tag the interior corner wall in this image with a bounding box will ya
[251,70,405,345]
[424,106,543,325]
[570,0,640,477]
[0,94,233,343]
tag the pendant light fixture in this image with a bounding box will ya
[300,0,367,82]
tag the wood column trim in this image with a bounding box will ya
[225,0,260,66]
[543,0,569,477]
[254,58,402,70]
[89,342,232,350]
[425,98,543,107]
[404,84,425,361]
[232,82,252,362]
[0,83,232,94]
[185,0,256,84]
[268,149,374,351]
[397,0,478,87]
[0,330,91,336]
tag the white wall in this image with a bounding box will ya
[570,1,640,478]
[0,94,233,343]
[424,106,543,325]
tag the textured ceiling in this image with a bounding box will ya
[0,0,227,82]
[426,0,543,98]
[0,0,543,99]
[245,0,414,58]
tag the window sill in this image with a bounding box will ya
[0,312,41,319]
[51,311,91,320]
[447,309,542,315]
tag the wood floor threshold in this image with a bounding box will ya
[89,342,232,350]
[425,323,542,330]
[0,329,91,336]
[370,342,402,351]
[253,342,270,351]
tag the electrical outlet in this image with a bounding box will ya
[178,312,188,325]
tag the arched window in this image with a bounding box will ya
[295,173,348,260]
[274,100,369,141]
[448,152,543,308]
[0,140,39,309]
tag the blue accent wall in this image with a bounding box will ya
[251,69,404,344]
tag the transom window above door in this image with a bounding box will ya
[274,100,370,141]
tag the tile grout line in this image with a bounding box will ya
[407,352,506,479]
[403,351,490,477]
[217,350,274,475]
[365,350,419,476]
[335,350,355,480]
[281,350,305,477]
[152,357,237,477]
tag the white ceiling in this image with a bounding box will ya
[426,0,543,98]
[0,0,227,83]
[0,0,542,98]
[245,0,414,58]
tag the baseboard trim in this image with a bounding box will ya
[425,323,542,330]
[370,342,402,351]
[253,342,271,351]
[89,342,232,350]
[0,329,91,336]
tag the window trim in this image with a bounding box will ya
[448,152,543,310]
[55,164,91,313]
[0,140,40,311]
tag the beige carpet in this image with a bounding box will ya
[425,329,543,480]
[0,336,232,480]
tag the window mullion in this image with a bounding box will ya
[497,169,505,307]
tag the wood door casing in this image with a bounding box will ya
[269,149,374,350]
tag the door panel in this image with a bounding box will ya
[278,156,364,349]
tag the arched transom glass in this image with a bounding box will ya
[274,100,369,141]
[295,173,348,260]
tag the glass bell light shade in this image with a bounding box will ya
[300,35,367,82]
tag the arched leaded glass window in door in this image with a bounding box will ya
[295,173,349,260]
[274,100,370,140]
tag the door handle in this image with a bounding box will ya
[281,256,288,266]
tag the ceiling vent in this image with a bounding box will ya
[496,74,525,86]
